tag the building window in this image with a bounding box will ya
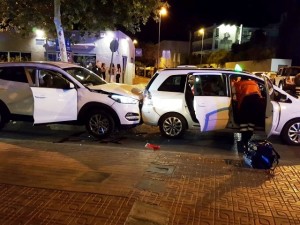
[21,53,31,61]
[0,52,31,62]
[46,52,57,61]
[158,75,186,93]
[0,52,8,62]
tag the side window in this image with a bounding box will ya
[158,75,185,92]
[194,75,226,96]
[38,69,69,89]
[0,67,28,83]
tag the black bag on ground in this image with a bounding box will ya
[243,140,280,170]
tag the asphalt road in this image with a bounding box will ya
[1,121,299,166]
[0,121,300,224]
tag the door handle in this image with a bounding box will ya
[34,95,46,99]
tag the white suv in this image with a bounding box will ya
[142,68,300,145]
[0,61,142,138]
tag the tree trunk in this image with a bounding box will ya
[53,0,68,62]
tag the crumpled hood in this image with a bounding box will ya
[89,83,143,100]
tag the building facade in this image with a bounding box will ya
[0,30,136,84]
[159,40,190,68]
[192,23,279,56]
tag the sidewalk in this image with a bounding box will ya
[0,139,299,224]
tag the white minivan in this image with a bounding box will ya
[0,61,142,138]
[142,68,300,145]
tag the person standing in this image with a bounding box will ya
[233,78,263,151]
[109,63,115,82]
[116,64,122,83]
[100,63,106,81]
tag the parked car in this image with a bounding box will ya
[275,66,300,92]
[0,61,142,138]
[252,71,267,78]
[142,68,300,145]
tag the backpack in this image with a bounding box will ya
[243,140,280,170]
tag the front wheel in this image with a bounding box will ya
[159,113,187,138]
[281,119,300,145]
[85,110,115,139]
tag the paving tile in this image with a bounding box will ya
[0,142,300,224]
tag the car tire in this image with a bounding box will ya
[281,119,300,146]
[85,110,115,139]
[159,113,187,138]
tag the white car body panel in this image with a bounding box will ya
[0,80,33,115]
[78,85,141,125]
[31,87,77,124]
[142,69,201,127]
[142,90,197,127]
[89,83,141,100]
[0,61,142,139]
[194,96,231,132]
[272,96,300,135]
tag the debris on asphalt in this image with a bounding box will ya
[145,143,160,150]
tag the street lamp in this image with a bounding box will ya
[199,28,205,65]
[157,7,167,69]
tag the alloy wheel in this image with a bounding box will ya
[287,122,300,144]
[162,116,183,137]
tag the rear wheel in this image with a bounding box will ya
[85,110,115,139]
[159,113,187,138]
[281,119,300,146]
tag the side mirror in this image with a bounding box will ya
[279,93,288,101]
[69,83,75,89]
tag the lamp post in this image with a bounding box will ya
[199,28,205,65]
[157,7,167,69]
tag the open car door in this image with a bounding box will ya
[30,70,77,124]
[192,73,231,132]
[264,76,277,137]
[31,85,77,124]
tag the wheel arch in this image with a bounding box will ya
[78,102,120,126]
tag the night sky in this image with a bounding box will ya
[133,0,285,43]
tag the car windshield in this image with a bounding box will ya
[64,67,106,86]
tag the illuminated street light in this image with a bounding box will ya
[133,39,138,45]
[199,28,205,65]
[34,29,45,38]
[157,7,167,68]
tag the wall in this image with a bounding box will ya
[0,32,45,61]
[0,31,135,84]
[225,58,292,72]
[159,40,189,68]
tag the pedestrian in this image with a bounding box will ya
[96,60,102,78]
[116,64,122,83]
[100,63,106,81]
[233,78,263,151]
[91,63,98,74]
[109,63,115,82]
